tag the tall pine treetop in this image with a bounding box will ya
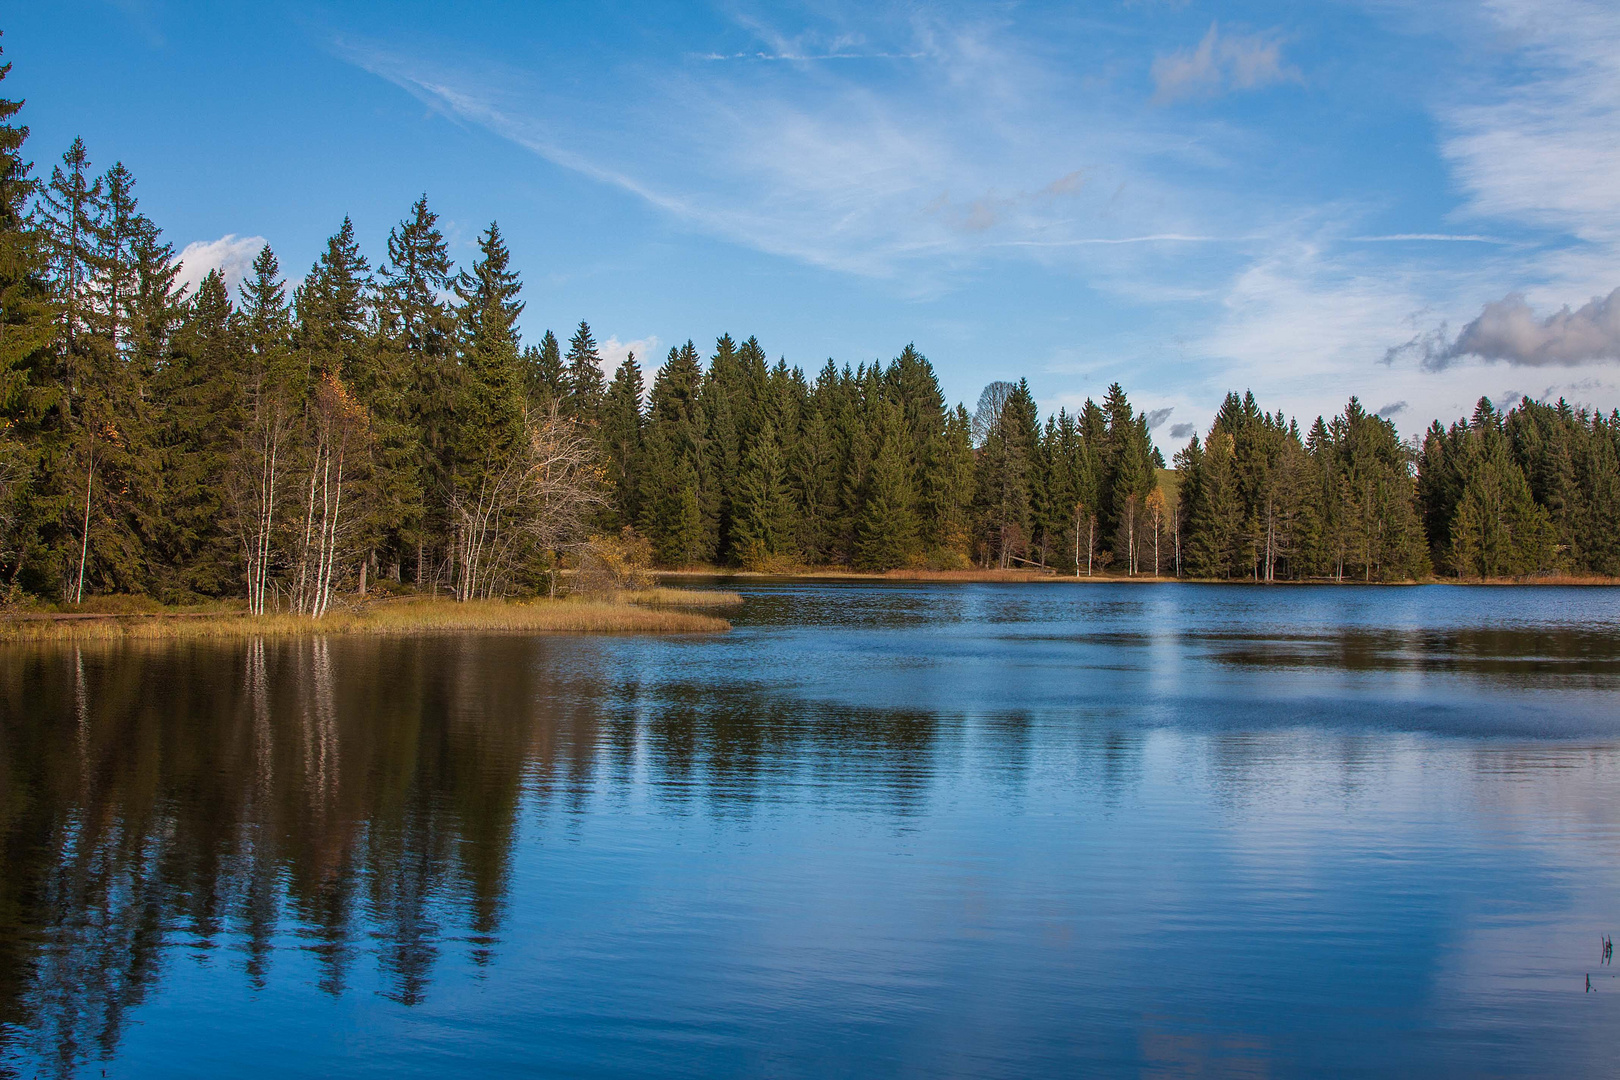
[454,220,522,348]
[0,32,33,230]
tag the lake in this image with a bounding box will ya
[2,582,1618,1077]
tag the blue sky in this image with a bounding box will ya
[10,1,1620,443]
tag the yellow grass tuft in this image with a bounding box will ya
[0,598,729,642]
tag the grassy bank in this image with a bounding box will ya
[619,587,744,606]
[0,596,731,642]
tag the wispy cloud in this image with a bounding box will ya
[328,13,1240,286]
[1438,0,1620,248]
[1349,233,1507,243]
[1151,23,1302,105]
[1372,0,1620,378]
[993,234,1242,247]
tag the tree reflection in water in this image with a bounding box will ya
[0,636,944,1076]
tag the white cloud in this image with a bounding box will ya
[598,335,660,386]
[176,234,266,297]
[1151,23,1302,105]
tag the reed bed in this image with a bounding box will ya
[618,587,744,607]
[0,598,729,642]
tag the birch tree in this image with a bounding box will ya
[293,373,368,618]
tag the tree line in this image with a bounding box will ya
[1172,390,1620,581]
[1,39,1615,606]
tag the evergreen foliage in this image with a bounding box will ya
[3,35,1618,601]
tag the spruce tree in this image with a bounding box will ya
[790,387,840,562]
[599,351,644,528]
[563,321,606,424]
[522,329,565,411]
[855,401,920,571]
[295,217,371,385]
[378,196,455,576]
[0,34,56,592]
[1436,398,1555,577]
[637,342,707,564]
[37,137,102,388]
[732,419,795,567]
[452,221,526,462]
[153,270,243,597]
[39,146,167,598]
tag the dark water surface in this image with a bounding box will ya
[3,582,1619,1078]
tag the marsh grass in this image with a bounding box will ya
[619,587,744,607]
[0,597,729,642]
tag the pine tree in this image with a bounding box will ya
[1331,397,1428,581]
[453,222,526,457]
[36,137,102,392]
[637,342,707,564]
[1440,398,1555,578]
[1181,431,1242,578]
[1581,410,1620,574]
[563,321,606,424]
[522,329,565,411]
[0,33,56,593]
[790,386,840,562]
[152,270,242,597]
[855,401,920,571]
[973,380,1038,567]
[295,217,371,386]
[599,351,644,528]
[732,419,796,567]
[291,221,374,602]
[377,196,455,577]
[699,334,745,560]
[1506,398,1585,569]
[38,145,168,599]
[919,402,975,565]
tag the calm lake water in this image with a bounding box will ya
[2,582,1619,1078]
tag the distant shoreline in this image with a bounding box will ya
[655,568,1620,587]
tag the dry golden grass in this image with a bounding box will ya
[1449,572,1620,586]
[619,587,744,607]
[0,597,729,642]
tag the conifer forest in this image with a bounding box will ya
[1,38,1617,609]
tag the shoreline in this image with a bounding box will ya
[0,594,738,642]
[654,568,1620,586]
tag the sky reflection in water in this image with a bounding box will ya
[2,583,1618,1078]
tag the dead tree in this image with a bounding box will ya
[451,404,605,601]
